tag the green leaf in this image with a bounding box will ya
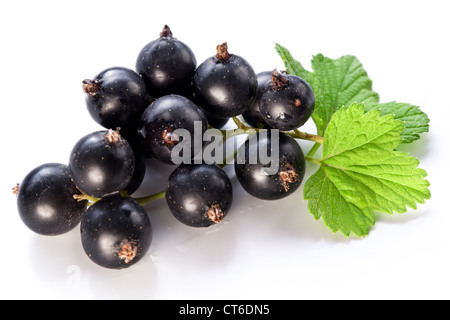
[310,54,380,136]
[275,45,430,144]
[304,103,431,237]
[274,43,314,84]
[364,101,430,143]
[304,166,376,236]
[275,44,379,136]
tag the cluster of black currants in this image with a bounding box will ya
[14,25,315,270]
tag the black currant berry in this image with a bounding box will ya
[136,25,197,99]
[82,67,151,138]
[16,163,87,236]
[139,94,208,165]
[80,195,152,269]
[165,163,233,228]
[69,129,135,198]
[192,42,257,119]
[260,70,315,131]
[242,71,272,128]
[235,131,306,200]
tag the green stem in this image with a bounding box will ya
[232,116,247,130]
[307,142,322,158]
[74,192,101,206]
[221,128,260,143]
[232,117,325,145]
[133,190,166,206]
[286,129,324,144]
[304,156,322,166]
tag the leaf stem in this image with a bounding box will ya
[307,142,322,158]
[304,156,322,166]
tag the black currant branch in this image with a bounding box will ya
[225,116,324,144]
[74,117,324,207]
[287,129,324,144]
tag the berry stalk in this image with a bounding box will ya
[133,190,166,206]
[73,192,101,206]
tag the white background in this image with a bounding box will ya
[1,0,449,300]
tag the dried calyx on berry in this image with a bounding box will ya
[82,79,101,97]
[207,204,224,224]
[159,25,173,38]
[118,241,138,264]
[270,69,289,88]
[104,128,123,145]
[161,128,178,147]
[12,183,19,195]
[216,42,231,62]
[279,163,300,192]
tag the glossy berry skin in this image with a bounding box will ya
[260,72,315,131]
[82,67,150,138]
[69,130,135,198]
[139,95,208,165]
[192,43,257,119]
[242,71,272,128]
[165,163,233,228]
[136,25,197,99]
[235,132,306,200]
[17,163,87,236]
[80,195,152,270]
